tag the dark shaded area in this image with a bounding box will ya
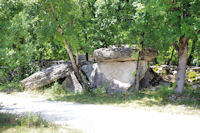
[0,112,49,132]
[0,84,23,94]
[0,113,21,132]
[140,68,163,89]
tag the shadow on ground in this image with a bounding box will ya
[0,113,22,132]
[51,85,200,110]
[0,112,52,133]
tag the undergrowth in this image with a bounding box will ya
[0,113,82,133]
[0,113,48,128]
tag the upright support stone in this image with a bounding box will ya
[82,61,148,94]
[82,46,158,94]
[62,71,83,93]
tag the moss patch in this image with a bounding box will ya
[186,71,200,83]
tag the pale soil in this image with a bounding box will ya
[0,93,200,133]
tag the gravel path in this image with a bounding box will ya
[0,93,200,133]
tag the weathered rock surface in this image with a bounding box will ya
[94,47,157,62]
[62,75,74,92]
[62,72,83,93]
[21,46,158,93]
[151,65,200,84]
[140,68,163,89]
[21,63,72,89]
[82,61,148,94]
[69,72,83,93]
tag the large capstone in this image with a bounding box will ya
[94,47,157,62]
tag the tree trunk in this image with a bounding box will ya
[167,48,175,65]
[86,52,89,61]
[76,49,79,66]
[49,1,90,91]
[63,40,81,81]
[175,36,189,93]
[154,58,158,64]
[134,37,144,93]
[187,39,196,66]
[134,51,141,94]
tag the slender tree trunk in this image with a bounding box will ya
[86,52,89,61]
[63,41,83,84]
[76,49,79,66]
[134,51,141,94]
[167,48,175,65]
[134,37,144,93]
[187,39,196,66]
[175,36,189,93]
[154,58,158,64]
[50,1,90,91]
[39,43,43,68]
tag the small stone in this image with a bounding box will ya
[168,94,176,101]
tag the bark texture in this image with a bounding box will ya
[134,51,141,93]
[175,36,189,93]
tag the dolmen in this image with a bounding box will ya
[82,46,157,94]
[21,46,157,94]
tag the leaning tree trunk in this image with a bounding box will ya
[175,36,189,93]
[134,38,144,94]
[49,1,90,91]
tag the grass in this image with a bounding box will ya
[1,82,200,116]
[0,83,24,94]
[47,84,200,116]
[0,112,82,133]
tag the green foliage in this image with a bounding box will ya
[20,113,48,128]
[0,82,24,93]
[0,0,200,86]
[186,71,200,83]
[0,113,48,128]
[0,112,81,133]
[50,84,200,113]
[93,87,106,95]
[51,81,66,95]
[0,0,41,82]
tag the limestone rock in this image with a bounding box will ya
[82,61,148,94]
[70,72,83,93]
[140,48,158,61]
[151,65,200,84]
[94,47,157,62]
[20,63,72,89]
[62,72,83,93]
[140,68,163,89]
[62,74,74,92]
